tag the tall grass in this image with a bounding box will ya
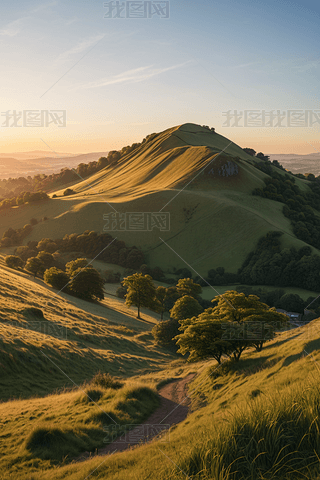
[179,377,320,479]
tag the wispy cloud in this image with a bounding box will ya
[54,34,105,64]
[0,18,28,37]
[77,61,192,89]
[0,2,57,36]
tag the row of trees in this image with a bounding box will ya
[235,285,317,315]
[0,217,48,247]
[0,190,49,211]
[121,274,288,364]
[122,274,204,320]
[238,231,320,291]
[252,164,320,251]
[10,231,145,270]
[5,253,105,301]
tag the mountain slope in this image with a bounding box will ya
[0,123,315,275]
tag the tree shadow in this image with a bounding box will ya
[304,338,320,355]
[262,332,303,350]
[282,352,305,367]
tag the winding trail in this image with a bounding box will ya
[75,373,195,462]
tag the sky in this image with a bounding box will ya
[0,0,319,154]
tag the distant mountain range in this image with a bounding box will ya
[268,153,320,176]
[0,152,109,179]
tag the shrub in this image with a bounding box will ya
[116,285,127,298]
[22,307,44,318]
[30,218,38,226]
[63,188,76,196]
[5,255,24,269]
[25,425,86,461]
[25,256,43,277]
[1,237,12,247]
[81,388,105,403]
[65,258,88,276]
[152,318,180,349]
[170,295,203,320]
[44,267,70,290]
[69,267,105,301]
[91,372,123,390]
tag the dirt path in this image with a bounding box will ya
[75,373,195,462]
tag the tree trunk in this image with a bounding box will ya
[137,305,141,319]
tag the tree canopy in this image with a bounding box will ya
[175,290,288,363]
[123,273,156,319]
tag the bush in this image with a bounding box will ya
[65,258,88,276]
[5,255,24,269]
[1,237,12,247]
[80,388,105,403]
[69,267,105,301]
[30,218,38,226]
[25,256,43,277]
[152,318,180,349]
[170,295,203,320]
[116,285,127,298]
[22,307,44,318]
[63,188,76,196]
[91,372,123,390]
[44,267,70,290]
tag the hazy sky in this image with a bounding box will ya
[0,0,319,154]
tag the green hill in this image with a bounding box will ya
[0,123,315,276]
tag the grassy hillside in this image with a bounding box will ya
[0,123,316,277]
[0,264,175,402]
[2,304,320,479]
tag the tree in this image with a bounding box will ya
[256,152,270,162]
[276,293,305,314]
[44,267,70,290]
[25,257,43,277]
[243,148,256,156]
[155,286,168,320]
[176,278,202,298]
[14,246,37,262]
[116,283,128,299]
[176,291,288,363]
[37,238,58,253]
[170,295,203,321]
[65,258,88,276]
[175,310,232,363]
[209,290,288,360]
[5,255,24,269]
[69,267,105,301]
[123,273,156,319]
[152,318,180,349]
[97,157,109,169]
[37,251,55,269]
